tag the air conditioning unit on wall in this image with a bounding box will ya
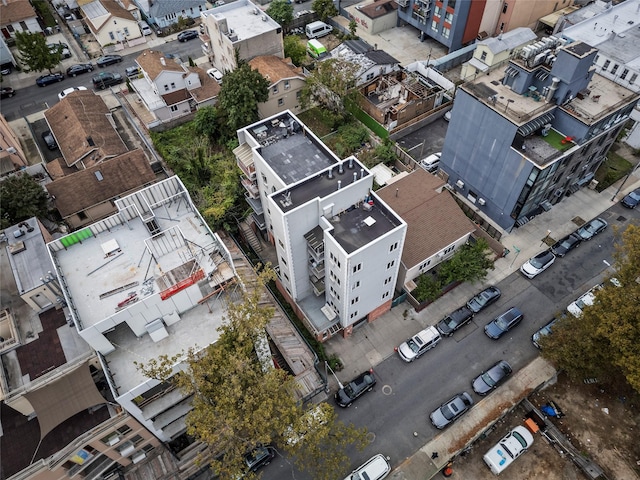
[455,179,465,188]
[478,198,486,206]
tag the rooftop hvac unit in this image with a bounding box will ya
[455,179,465,188]
[478,198,486,206]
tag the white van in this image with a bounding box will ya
[305,21,332,39]
[139,21,152,36]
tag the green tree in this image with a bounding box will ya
[137,269,368,480]
[193,106,222,140]
[437,238,494,285]
[349,19,357,38]
[311,0,338,22]
[266,0,294,29]
[284,35,307,66]
[541,224,640,392]
[15,31,61,73]
[301,58,360,114]
[217,62,269,133]
[0,174,49,229]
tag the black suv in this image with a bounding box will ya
[335,370,376,407]
[436,306,474,337]
[92,72,123,89]
[67,63,93,76]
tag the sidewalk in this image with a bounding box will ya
[323,168,640,478]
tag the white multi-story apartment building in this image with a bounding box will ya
[200,0,284,74]
[47,177,238,442]
[235,112,407,341]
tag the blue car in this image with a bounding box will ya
[36,72,64,86]
[621,188,640,209]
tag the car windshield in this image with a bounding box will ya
[495,317,510,330]
[343,384,356,398]
[443,316,457,328]
[529,255,548,268]
[628,191,640,201]
[407,337,423,353]
[512,431,528,448]
[471,292,488,308]
[441,405,455,420]
[481,372,496,387]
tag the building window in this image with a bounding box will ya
[19,21,27,30]
[602,60,610,71]
[164,84,169,91]
[353,263,362,273]
[280,256,287,265]
[6,24,14,33]
[109,32,115,40]
[386,260,395,269]
[442,26,450,38]
[170,105,178,112]
[444,12,453,23]
[431,20,438,31]
[273,86,278,94]
[352,280,360,290]
[100,425,132,445]
[278,98,284,106]
[389,242,398,252]
[284,272,289,281]
[296,91,301,98]
[500,22,505,31]
[351,297,359,305]
[611,64,619,75]
[434,5,441,16]
[350,311,358,319]
[384,276,392,285]
[480,51,487,61]
[630,73,638,84]
[366,72,374,81]
[284,80,290,89]
[278,238,284,248]
[261,173,268,183]
[382,291,390,299]
[124,27,129,36]
[502,2,508,13]
[77,211,87,220]
[170,82,176,89]
[620,69,629,80]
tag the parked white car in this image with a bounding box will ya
[519,249,555,279]
[207,67,223,84]
[58,86,87,101]
[396,326,441,362]
[483,425,534,475]
[567,283,602,317]
[344,454,391,480]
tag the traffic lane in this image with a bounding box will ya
[333,280,550,471]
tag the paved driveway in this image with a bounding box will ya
[396,117,450,161]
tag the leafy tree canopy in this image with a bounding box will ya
[217,62,269,133]
[284,35,307,66]
[311,0,338,22]
[137,269,368,480]
[266,0,294,28]
[541,224,640,392]
[15,31,61,73]
[0,174,49,229]
[301,58,360,115]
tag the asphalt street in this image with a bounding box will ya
[260,200,639,480]
[0,40,204,122]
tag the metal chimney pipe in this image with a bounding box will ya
[349,158,354,169]
[328,168,333,179]
[337,181,342,190]
[360,168,364,179]
[338,162,344,174]
[395,188,399,197]
[353,172,357,182]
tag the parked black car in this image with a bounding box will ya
[436,306,474,337]
[1,87,15,98]
[41,130,58,150]
[484,307,524,339]
[472,360,512,395]
[550,232,582,257]
[621,188,640,209]
[335,370,376,407]
[96,55,123,67]
[36,72,64,86]
[243,445,276,473]
[66,63,94,76]
[177,30,198,42]
[92,72,123,89]
[466,286,501,314]
[576,217,608,241]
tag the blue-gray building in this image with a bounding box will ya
[440,38,639,232]
[396,0,483,52]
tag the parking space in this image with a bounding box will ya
[396,117,449,161]
[30,118,60,163]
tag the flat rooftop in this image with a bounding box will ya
[4,218,54,294]
[104,291,229,394]
[202,0,280,41]
[562,0,640,69]
[50,180,228,329]
[273,157,370,213]
[329,198,402,254]
[463,62,637,127]
[247,113,339,184]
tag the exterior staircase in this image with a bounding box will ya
[239,219,262,252]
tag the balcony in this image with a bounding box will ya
[395,0,408,6]
[312,278,325,296]
[309,260,325,279]
[245,194,263,214]
[252,212,266,231]
[241,176,259,199]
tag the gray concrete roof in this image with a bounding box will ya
[481,27,537,55]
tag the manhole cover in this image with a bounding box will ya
[617,215,627,222]
[572,216,585,226]
[382,385,392,395]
